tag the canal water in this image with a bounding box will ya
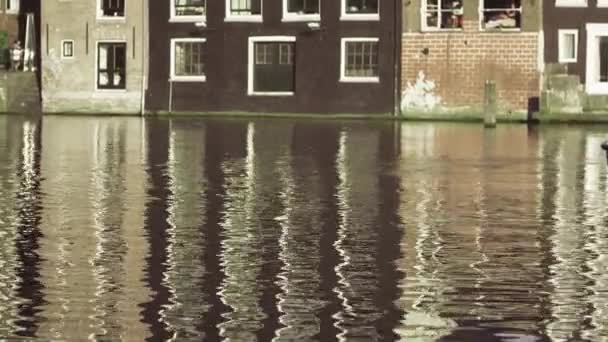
[0,116,607,341]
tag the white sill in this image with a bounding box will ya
[282,14,321,22]
[169,16,206,23]
[340,13,379,21]
[170,76,207,82]
[249,91,295,96]
[225,15,263,23]
[61,56,75,60]
[558,58,577,64]
[4,10,18,15]
[481,28,522,32]
[340,77,380,83]
[421,28,463,32]
[94,88,127,93]
[97,16,126,22]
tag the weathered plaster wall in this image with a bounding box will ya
[401,0,542,114]
[41,0,146,114]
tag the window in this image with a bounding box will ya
[226,0,262,20]
[98,0,124,18]
[283,0,320,21]
[481,0,521,30]
[422,0,463,30]
[248,37,296,95]
[585,24,608,94]
[171,0,206,21]
[171,38,206,82]
[62,40,74,58]
[97,42,126,90]
[5,0,19,14]
[555,0,587,7]
[340,38,379,83]
[341,0,379,20]
[558,29,578,63]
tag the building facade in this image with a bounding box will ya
[40,0,147,113]
[401,0,542,116]
[145,0,400,115]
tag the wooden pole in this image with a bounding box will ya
[484,80,497,128]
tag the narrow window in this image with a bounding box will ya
[62,40,74,58]
[250,40,296,94]
[341,38,379,82]
[558,29,578,63]
[100,0,125,17]
[229,0,262,16]
[173,0,206,18]
[345,0,378,14]
[423,0,463,30]
[287,0,319,13]
[171,38,206,81]
[97,42,126,89]
[481,0,522,30]
[600,37,608,83]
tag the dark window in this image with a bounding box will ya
[287,0,319,14]
[345,41,378,78]
[174,0,206,16]
[98,42,126,89]
[482,0,521,30]
[253,42,295,93]
[424,0,463,30]
[101,0,125,17]
[600,37,608,83]
[346,0,378,14]
[230,0,262,15]
[174,40,206,77]
[62,41,74,58]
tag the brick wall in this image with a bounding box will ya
[402,20,540,113]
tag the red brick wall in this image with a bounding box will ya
[402,21,540,113]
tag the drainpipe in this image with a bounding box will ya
[393,0,401,116]
[139,0,147,115]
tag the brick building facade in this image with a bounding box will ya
[401,0,542,116]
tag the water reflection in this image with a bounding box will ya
[0,117,608,341]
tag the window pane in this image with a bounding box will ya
[175,0,206,16]
[230,0,261,15]
[98,43,126,89]
[346,0,378,14]
[287,0,319,14]
[175,41,206,76]
[101,0,124,16]
[482,0,521,29]
[253,42,295,92]
[344,41,379,78]
[562,33,575,60]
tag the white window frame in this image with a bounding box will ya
[586,24,608,94]
[96,0,126,21]
[5,0,19,14]
[340,37,380,83]
[555,0,587,7]
[247,36,296,96]
[282,0,321,22]
[61,39,74,59]
[479,0,522,32]
[558,29,578,63]
[225,0,263,22]
[598,0,608,7]
[420,0,464,32]
[170,38,207,82]
[170,0,206,23]
[340,0,379,21]
[95,40,128,92]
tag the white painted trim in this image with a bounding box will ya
[586,24,608,94]
[555,0,587,7]
[598,0,608,7]
[340,0,379,21]
[96,0,126,20]
[95,40,128,92]
[247,36,296,96]
[170,37,207,82]
[5,0,19,14]
[61,39,75,59]
[339,37,380,83]
[169,0,206,23]
[420,0,464,32]
[558,29,578,63]
[282,0,321,22]
[225,0,263,22]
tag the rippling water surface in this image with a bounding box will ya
[1,116,608,341]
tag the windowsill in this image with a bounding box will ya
[95,88,128,93]
[97,16,127,22]
[586,83,608,95]
[282,14,321,22]
[249,91,295,96]
[558,58,577,63]
[169,16,206,23]
[170,76,207,82]
[4,10,19,15]
[340,13,379,21]
[225,15,263,23]
[555,2,588,7]
[340,77,380,83]
[61,56,75,60]
[481,28,522,32]
[421,28,464,32]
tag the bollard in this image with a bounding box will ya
[484,80,497,128]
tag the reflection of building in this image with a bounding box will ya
[161,120,209,341]
[36,117,150,340]
[333,127,383,340]
[40,0,146,113]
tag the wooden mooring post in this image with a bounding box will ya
[484,80,497,128]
